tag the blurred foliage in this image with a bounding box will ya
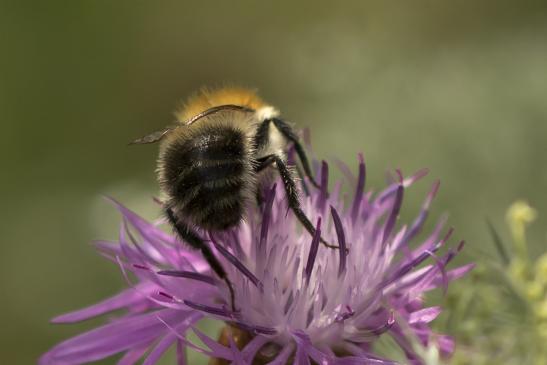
[440,202,547,365]
[1,1,547,364]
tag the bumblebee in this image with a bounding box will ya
[132,87,337,310]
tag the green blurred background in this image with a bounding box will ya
[1,1,546,364]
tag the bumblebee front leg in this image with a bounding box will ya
[255,155,340,250]
[271,118,321,189]
[165,208,237,311]
[254,118,320,188]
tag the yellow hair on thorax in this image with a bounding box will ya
[176,87,267,122]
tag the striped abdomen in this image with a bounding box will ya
[159,125,252,231]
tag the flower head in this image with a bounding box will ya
[41,155,472,364]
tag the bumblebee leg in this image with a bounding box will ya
[255,155,340,250]
[294,164,310,197]
[165,208,237,311]
[252,118,271,151]
[271,118,320,189]
[253,118,320,189]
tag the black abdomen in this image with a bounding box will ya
[161,125,250,231]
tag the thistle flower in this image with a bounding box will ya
[40,156,471,365]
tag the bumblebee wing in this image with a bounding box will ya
[185,104,255,126]
[129,127,177,145]
[130,105,254,145]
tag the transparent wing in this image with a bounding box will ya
[129,105,255,145]
[129,127,176,145]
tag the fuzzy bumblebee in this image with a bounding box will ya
[132,87,338,310]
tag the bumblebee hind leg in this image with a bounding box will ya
[165,208,237,312]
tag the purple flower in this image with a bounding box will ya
[40,155,473,364]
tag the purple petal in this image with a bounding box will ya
[330,206,347,276]
[176,340,187,365]
[51,283,154,323]
[117,344,151,365]
[192,327,234,361]
[427,251,449,296]
[211,239,262,289]
[387,323,420,362]
[183,300,232,318]
[112,198,203,268]
[93,240,123,256]
[122,219,159,265]
[242,336,269,362]
[304,218,322,282]
[142,332,178,365]
[317,160,329,211]
[335,356,398,365]
[437,335,455,355]
[293,331,333,364]
[363,312,396,338]
[157,270,216,285]
[351,153,366,222]
[154,313,217,358]
[408,307,442,324]
[404,219,449,261]
[423,264,475,292]
[115,257,187,311]
[382,181,403,245]
[234,321,277,335]
[265,344,293,365]
[257,185,277,269]
[108,197,176,246]
[378,168,428,203]
[387,228,454,285]
[40,309,186,365]
[227,334,247,365]
[401,246,469,296]
[294,342,311,365]
[402,180,440,245]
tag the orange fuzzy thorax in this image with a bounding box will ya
[176,87,267,122]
